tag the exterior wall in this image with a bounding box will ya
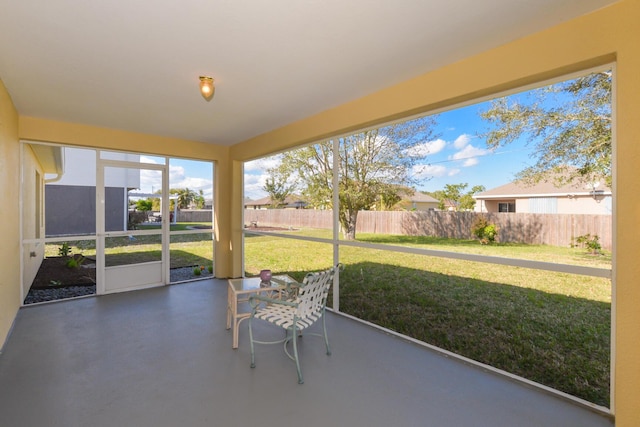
[482,196,612,214]
[21,145,45,298]
[53,147,140,188]
[45,185,125,236]
[481,199,516,213]
[230,2,640,423]
[557,195,612,215]
[0,80,21,347]
[397,200,439,211]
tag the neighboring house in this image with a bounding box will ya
[45,148,141,236]
[474,179,612,214]
[397,192,439,211]
[245,195,308,209]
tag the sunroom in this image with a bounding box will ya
[1,1,639,426]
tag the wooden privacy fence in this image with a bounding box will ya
[177,209,213,223]
[244,209,612,250]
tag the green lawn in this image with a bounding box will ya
[46,223,213,268]
[244,228,611,407]
[46,226,611,406]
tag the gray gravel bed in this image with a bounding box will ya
[24,266,212,304]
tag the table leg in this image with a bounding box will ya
[226,288,232,330]
[233,315,239,349]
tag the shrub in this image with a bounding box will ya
[193,267,202,276]
[128,211,147,230]
[58,242,71,257]
[472,216,499,245]
[207,264,213,274]
[573,234,602,254]
[66,254,85,269]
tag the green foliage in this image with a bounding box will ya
[128,211,147,230]
[171,188,198,209]
[193,266,202,276]
[431,183,485,211]
[263,172,294,208]
[272,115,439,239]
[135,199,153,211]
[472,216,498,244]
[573,233,602,254]
[207,264,213,273]
[58,242,71,257]
[195,189,205,209]
[65,254,85,269]
[480,70,612,187]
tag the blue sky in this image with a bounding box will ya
[138,157,214,199]
[243,98,535,200]
[411,100,533,194]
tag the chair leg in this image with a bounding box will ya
[323,313,331,356]
[292,325,303,384]
[249,317,256,368]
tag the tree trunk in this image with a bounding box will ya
[341,210,358,240]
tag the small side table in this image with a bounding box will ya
[227,275,298,349]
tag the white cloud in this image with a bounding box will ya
[244,173,268,200]
[447,168,461,177]
[407,139,447,157]
[244,155,281,172]
[137,163,214,199]
[411,164,448,180]
[450,144,490,168]
[453,134,471,149]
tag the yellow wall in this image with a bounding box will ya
[21,145,45,297]
[230,1,639,424]
[0,80,21,347]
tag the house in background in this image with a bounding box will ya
[245,195,308,209]
[474,179,612,214]
[397,192,439,211]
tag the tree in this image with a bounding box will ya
[194,189,205,209]
[430,183,485,211]
[273,116,438,239]
[135,199,153,211]
[263,169,295,208]
[459,185,486,211]
[172,188,198,209]
[480,70,611,187]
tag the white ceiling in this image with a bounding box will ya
[0,0,616,146]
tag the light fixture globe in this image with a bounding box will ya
[199,76,215,101]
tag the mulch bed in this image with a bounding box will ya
[30,256,96,289]
[25,256,97,304]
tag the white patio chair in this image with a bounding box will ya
[248,265,339,384]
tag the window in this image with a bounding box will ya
[498,202,515,212]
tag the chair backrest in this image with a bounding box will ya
[295,266,336,321]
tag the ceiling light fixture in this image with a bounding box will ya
[199,76,215,101]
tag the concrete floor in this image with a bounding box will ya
[0,279,613,427]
